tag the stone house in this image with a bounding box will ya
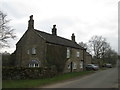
[84,51,92,65]
[15,15,91,73]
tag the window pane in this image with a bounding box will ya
[80,61,83,68]
[77,51,80,57]
[29,60,40,68]
[67,48,70,58]
[73,62,77,69]
[27,50,30,54]
[29,64,31,67]
[32,48,36,54]
[35,64,39,67]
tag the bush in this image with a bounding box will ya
[2,67,57,80]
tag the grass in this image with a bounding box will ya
[2,71,94,88]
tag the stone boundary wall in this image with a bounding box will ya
[2,67,57,80]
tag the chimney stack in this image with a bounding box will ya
[28,15,34,29]
[71,33,75,42]
[52,25,57,35]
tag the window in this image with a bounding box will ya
[80,61,83,69]
[77,51,80,57]
[32,48,36,54]
[73,62,77,69]
[67,48,70,58]
[28,60,40,68]
[29,64,34,67]
[35,64,39,67]
[29,63,39,68]
[27,50,30,54]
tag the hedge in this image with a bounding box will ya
[2,66,57,80]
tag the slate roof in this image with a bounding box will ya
[35,29,84,49]
[86,52,92,56]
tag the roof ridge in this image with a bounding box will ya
[34,29,84,49]
[35,29,73,42]
[35,29,51,35]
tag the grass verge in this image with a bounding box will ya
[3,71,94,88]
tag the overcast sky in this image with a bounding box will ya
[1,0,119,53]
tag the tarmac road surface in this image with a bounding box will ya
[41,67,118,88]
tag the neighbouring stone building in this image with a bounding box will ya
[14,15,92,73]
[84,51,92,65]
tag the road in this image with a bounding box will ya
[41,67,118,88]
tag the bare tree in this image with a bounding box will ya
[79,41,91,54]
[88,35,111,59]
[100,41,111,59]
[79,42,87,48]
[0,11,16,48]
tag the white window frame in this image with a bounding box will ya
[32,48,36,54]
[29,64,34,67]
[77,51,80,57]
[29,63,39,68]
[35,63,39,67]
[80,61,83,69]
[29,64,31,67]
[27,50,30,54]
[67,48,70,58]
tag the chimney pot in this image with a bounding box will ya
[28,15,34,29]
[52,24,57,35]
[71,33,75,42]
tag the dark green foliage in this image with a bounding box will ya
[9,52,16,66]
[118,55,120,60]
[46,44,67,72]
[2,67,57,80]
[2,52,16,66]
[2,54,11,66]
